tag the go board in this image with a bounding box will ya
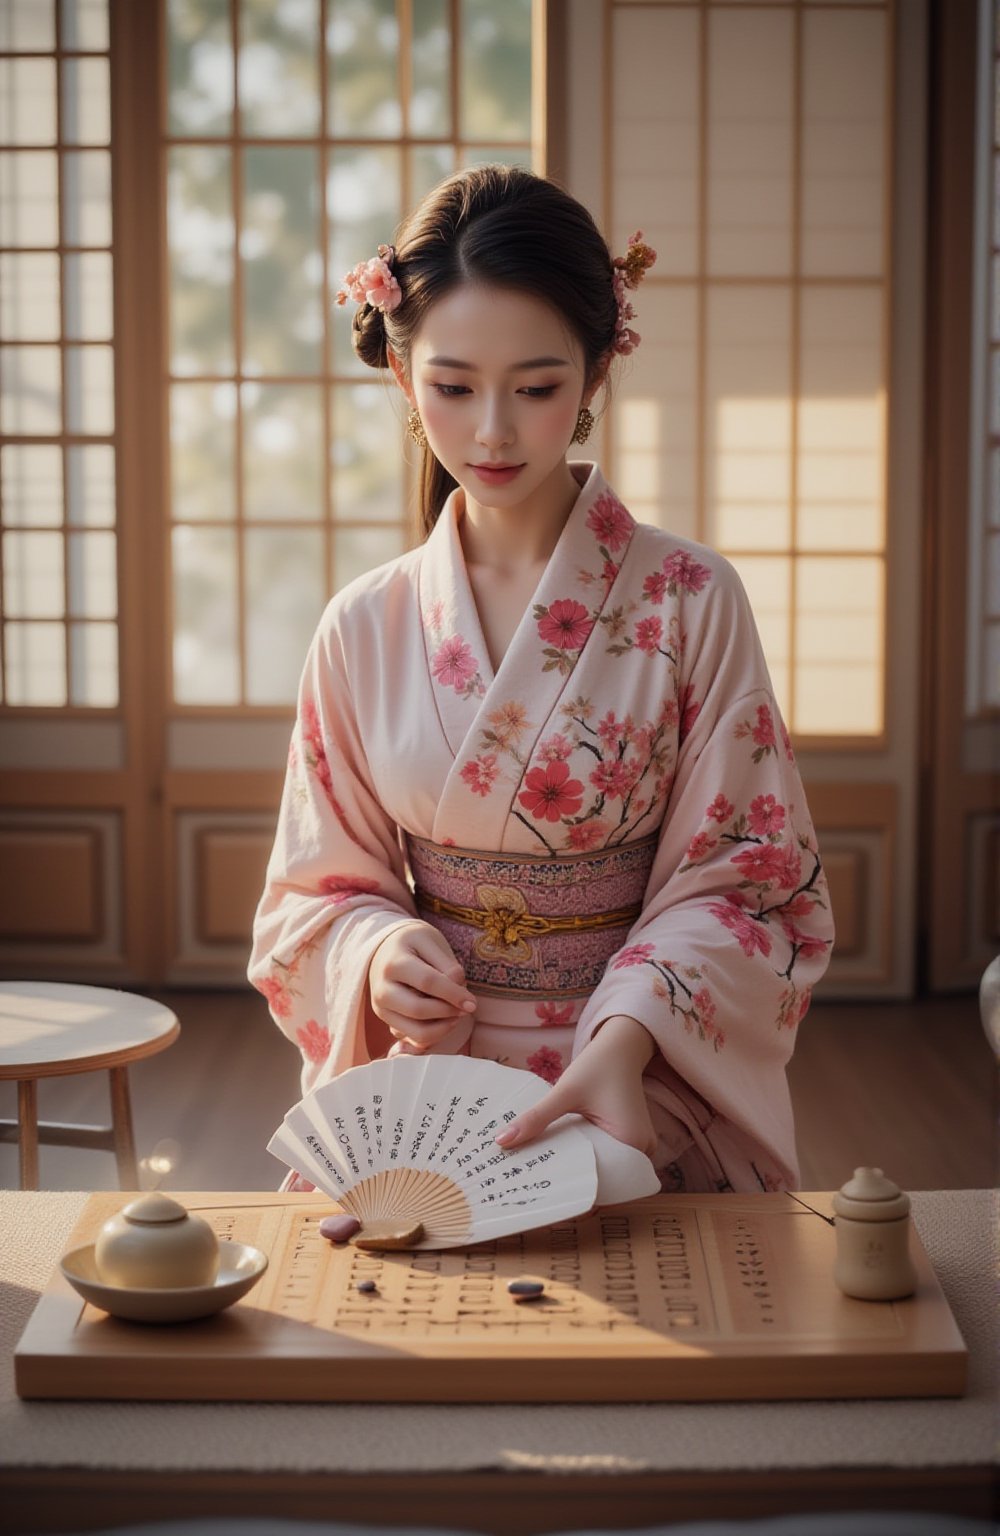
[14,1190,968,1403]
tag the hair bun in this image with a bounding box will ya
[352,301,388,370]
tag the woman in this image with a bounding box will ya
[248,164,834,1194]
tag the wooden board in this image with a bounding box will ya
[14,1190,968,1403]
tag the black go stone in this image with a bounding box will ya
[507,1278,545,1296]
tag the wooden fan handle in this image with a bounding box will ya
[353,1219,425,1251]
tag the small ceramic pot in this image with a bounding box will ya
[832,1166,918,1301]
[94,1193,220,1289]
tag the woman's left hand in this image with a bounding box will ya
[494,1015,659,1160]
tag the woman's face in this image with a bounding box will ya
[389,283,603,509]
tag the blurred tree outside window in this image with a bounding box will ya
[166,0,534,707]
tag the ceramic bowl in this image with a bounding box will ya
[59,1239,268,1323]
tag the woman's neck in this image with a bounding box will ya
[458,461,584,572]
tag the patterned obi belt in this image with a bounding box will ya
[403,831,659,1000]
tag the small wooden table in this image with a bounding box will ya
[0,1189,994,1533]
[0,981,180,1189]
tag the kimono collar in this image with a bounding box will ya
[417,459,640,847]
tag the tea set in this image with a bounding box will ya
[58,1166,919,1324]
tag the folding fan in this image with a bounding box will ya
[266,1054,661,1250]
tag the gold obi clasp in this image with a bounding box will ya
[412,879,650,965]
[403,830,659,1000]
[473,885,547,963]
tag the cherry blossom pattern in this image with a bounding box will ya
[257,973,292,1021]
[460,753,500,798]
[586,490,634,553]
[526,1044,564,1084]
[609,945,725,1051]
[598,546,713,671]
[663,550,712,598]
[473,699,534,773]
[487,698,533,748]
[535,1000,576,1026]
[319,874,381,906]
[603,605,683,666]
[747,792,785,837]
[575,490,635,599]
[734,700,779,763]
[516,759,585,824]
[681,770,831,998]
[776,983,812,1032]
[705,865,829,997]
[610,942,655,968]
[565,819,612,851]
[682,787,789,881]
[251,928,325,1036]
[707,894,773,960]
[576,552,622,598]
[534,597,596,676]
[430,633,487,699]
[298,698,357,842]
[511,694,676,853]
[460,697,535,801]
[296,1018,332,1064]
[641,549,712,607]
[684,831,718,865]
[598,545,711,670]
[732,841,802,889]
[299,698,333,801]
[678,682,701,745]
[423,597,446,634]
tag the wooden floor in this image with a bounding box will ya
[0,990,995,1192]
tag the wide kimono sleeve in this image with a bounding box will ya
[246,596,422,1093]
[570,552,835,1188]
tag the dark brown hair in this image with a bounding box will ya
[345,164,620,539]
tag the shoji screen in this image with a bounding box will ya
[0,0,117,709]
[591,0,927,995]
[0,0,131,978]
[606,0,892,745]
[166,0,535,710]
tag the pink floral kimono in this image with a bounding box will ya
[248,459,834,1194]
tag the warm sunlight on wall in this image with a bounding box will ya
[719,368,886,738]
[619,381,886,739]
[610,0,891,740]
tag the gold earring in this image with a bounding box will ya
[572,406,594,444]
[406,406,427,447]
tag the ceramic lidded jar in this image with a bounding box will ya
[832,1166,918,1301]
[94,1193,220,1289]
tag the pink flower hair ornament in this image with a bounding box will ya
[610,229,657,356]
[334,243,403,315]
[334,231,657,355]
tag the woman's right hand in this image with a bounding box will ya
[368,920,477,1053]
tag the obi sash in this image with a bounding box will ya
[403,831,659,1001]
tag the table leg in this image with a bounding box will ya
[109,1066,139,1189]
[17,1080,39,1190]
